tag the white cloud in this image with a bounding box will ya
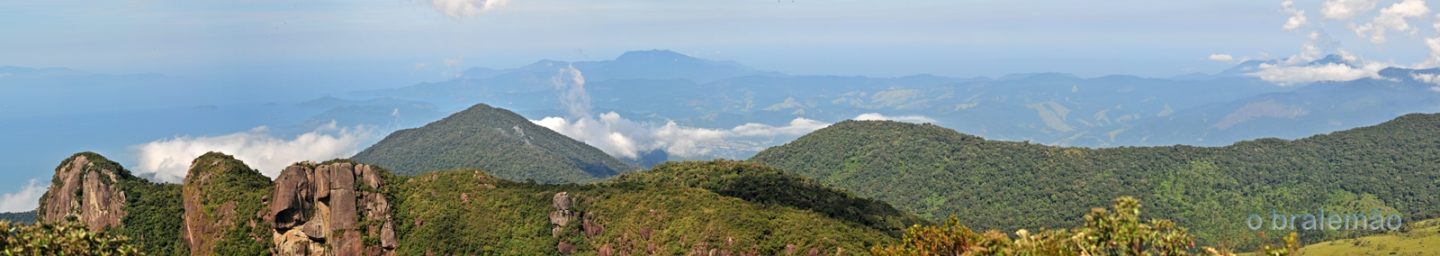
[133,121,372,182]
[853,113,938,124]
[1208,54,1236,62]
[429,0,508,18]
[551,65,592,118]
[1283,0,1310,31]
[1322,0,1379,19]
[1413,73,1440,92]
[1426,36,1440,66]
[1351,0,1429,44]
[1248,62,1385,85]
[0,179,45,213]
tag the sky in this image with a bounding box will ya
[4,0,1440,212]
[5,0,1434,79]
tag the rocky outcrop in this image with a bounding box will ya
[550,192,604,254]
[182,152,274,255]
[268,161,397,256]
[549,192,577,238]
[37,153,130,231]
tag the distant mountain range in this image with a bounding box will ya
[356,50,1440,155]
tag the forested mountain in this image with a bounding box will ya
[352,103,638,183]
[751,114,1440,248]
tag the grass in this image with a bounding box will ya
[1243,218,1440,256]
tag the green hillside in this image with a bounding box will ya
[353,103,637,183]
[751,114,1440,248]
[1288,218,1440,256]
[389,160,910,255]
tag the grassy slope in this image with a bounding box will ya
[1295,218,1440,256]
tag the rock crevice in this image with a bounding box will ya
[268,162,397,256]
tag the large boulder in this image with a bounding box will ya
[268,161,397,256]
[37,153,129,231]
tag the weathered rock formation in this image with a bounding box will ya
[182,152,274,255]
[549,192,605,254]
[268,161,397,256]
[36,153,130,230]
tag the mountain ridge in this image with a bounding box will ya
[751,113,1440,248]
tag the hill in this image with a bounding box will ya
[352,103,637,183]
[751,114,1440,248]
[390,160,916,255]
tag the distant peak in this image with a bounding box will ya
[615,50,699,62]
[1305,54,1353,67]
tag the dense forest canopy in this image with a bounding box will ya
[751,114,1440,247]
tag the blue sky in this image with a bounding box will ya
[8,0,1428,78]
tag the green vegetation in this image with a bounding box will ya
[389,160,905,255]
[0,211,36,224]
[353,103,638,183]
[115,179,187,255]
[183,152,274,255]
[1287,218,1440,256]
[0,220,141,255]
[870,197,1302,256]
[614,160,927,236]
[751,114,1440,248]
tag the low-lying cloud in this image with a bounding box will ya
[854,113,938,124]
[0,179,45,213]
[1249,62,1384,85]
[133,121,372,182]
[533,113,829,159]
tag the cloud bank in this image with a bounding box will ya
[533,66,831,159]
[133,121,372,182]
[0,179,45,213]
[854,113,938,124]
[533,113,829,159]
[1250,62,1385,85]
[429,0,508,18]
